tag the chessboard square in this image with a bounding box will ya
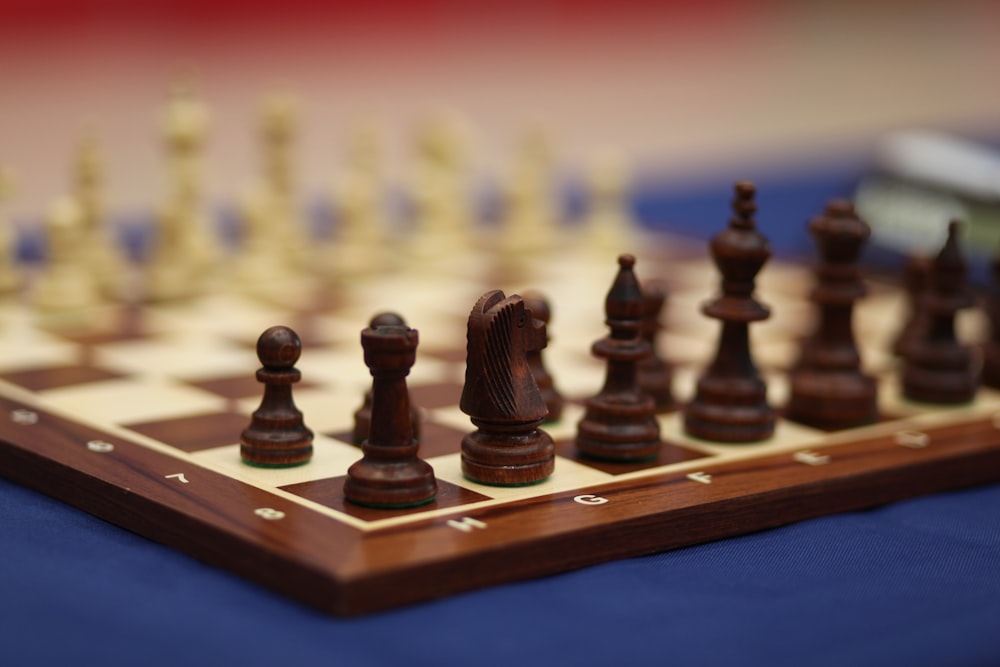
[94,335,256,379]
[280,475,490,521]
[428,452,614,502]
[124,410,251,452]
[39,378,228,425]
[192,435,362,487]
[0,363,127,392]
[0,325,80,371]
[554,437,710,475]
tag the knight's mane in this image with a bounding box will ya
[484,297,518,418]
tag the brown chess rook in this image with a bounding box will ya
[684,181,775,443]
[461,290,555,486]
[344,323,437,508]
[521,290,564,422]
[901,221,978,404]
[576,254,661,461]
[352,311,422,444]
[240,326,314,467]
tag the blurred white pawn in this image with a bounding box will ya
[34,197,100,314]
[328,120,389,278]
[578,150,637,264]
[0,167,22,296]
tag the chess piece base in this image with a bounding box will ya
[344,441,438,508]
[786,372,878,429]
[576,395,661,461]
[461,425,554,486]
[684,375,774,443]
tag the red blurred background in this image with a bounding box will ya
[1,0,998,215]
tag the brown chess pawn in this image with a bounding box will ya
[344,322,437,508]
[241,326,314,467]
[786,200,878,429]
[576,254,661,461]
[902,221,977,404]
[461,290,554,486]
[892,254,933,358]
[684,181,775,443]
[352,312,422,444]
[638,280,674,413]
[521,290,564,422]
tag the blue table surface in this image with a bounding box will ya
[3,161,1000,667]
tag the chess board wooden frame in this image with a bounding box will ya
[3,240,1000,615]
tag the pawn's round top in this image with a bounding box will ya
[369,311,407,328]
[521,290,551,324]
[256,326,301,369]
[618,254,636,269]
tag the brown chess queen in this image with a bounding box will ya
[786,200,878,429]
[683,181,775,443]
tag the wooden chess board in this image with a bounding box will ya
[2,233,1000,616]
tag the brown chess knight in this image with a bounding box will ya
[460,290,555,486]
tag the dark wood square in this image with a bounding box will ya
[554,437,709,475]
[124,411,250,452]
[280,476,491,521]
[0,363,128,391]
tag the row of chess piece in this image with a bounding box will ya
[238,180,1000,509]
[0,87,641,316]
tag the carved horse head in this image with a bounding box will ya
[461,290,548,424]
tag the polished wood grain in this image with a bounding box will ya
[3,388,1000,615]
